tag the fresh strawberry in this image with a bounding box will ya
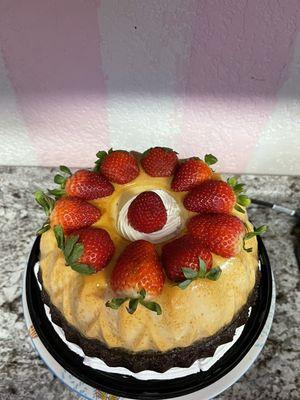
[127,191,167,233]
[161,235,214,285]
[53,225,114,274]
[106,240,165,315]
[141,147,178,177]
[49,166,114,200]
[171,154,217,192]
[188,213,266,258]
[188,213,245,257]
[94,149,139,184]
[183,180,235,213]
[50,197,101,233]
[183,176,252,214]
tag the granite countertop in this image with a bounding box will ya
[0,167,299,400]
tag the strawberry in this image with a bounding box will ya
[171,154,217,192]
[141,147,178,177]
[188,213,267,257]
[35,192,101,235]
[127,191,167,233]
[94,149,139,184]
[161,235,216,287]
[184,177,251,214]
[49,166,114,200]
[106,240,165,315]
[50,197,101,233]
[184,180,235,213]
[53,225,114,274]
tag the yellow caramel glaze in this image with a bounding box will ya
[39,169,258,352]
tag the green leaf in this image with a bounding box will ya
[237,195,251,207]
[65,243,84,265]
[54,174,65,185]
[243,240,253,253]
[64,235,79,262]
[204,154,218,166]
[139,288,146,299]
[234,204,245,214]
[105,297,128,309]
[69,263,94,275]
[59,165,72,175]
[177,279,192,289]
[182,267,198,280]
[255,225,268,234]
[94,151,108,171]
[233,183,245,194]
[227,176,238,187]
[244,225,267,240]
[127,298,139,314]
[96,150,108,161]
[48,188,65,198]
[53,225,65,249]
[206,267,222,281]
[68,243,84,265]
[34,190,48,208]
[140,300,162,315]
[34,191,55,216]
[198,257,207,278]
[36,222,50,236]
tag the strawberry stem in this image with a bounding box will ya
[53,224,94,275]
[94,150,108,172]
[178,258,222,289]
[48,165,73,199]
[227,176,251,212]
[34,191,56,235]
[243,225,268,252]
[106,289,162,315]
[204,154,218,166]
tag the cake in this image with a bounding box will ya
[35,148,266,373]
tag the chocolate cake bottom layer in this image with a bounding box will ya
[38,269,260,373]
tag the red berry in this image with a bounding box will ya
[71,227,115,272]
[171,158,212,192]
[184,180,235,213]
[111,240,165,299]
[65,170,114,200]
[141,147,178,177]
[127,191,167,233]
[50,197,101,233]
[188,213,246,258]
[100,150,139,184]
[161,235,212,281]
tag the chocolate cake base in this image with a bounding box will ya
[38,269,260,373]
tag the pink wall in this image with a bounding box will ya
[0,0,299,174]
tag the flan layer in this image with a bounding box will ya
[39,170,258,352]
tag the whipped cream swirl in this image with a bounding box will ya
[117,189,182,244]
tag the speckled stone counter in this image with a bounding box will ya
[0,167,299,400]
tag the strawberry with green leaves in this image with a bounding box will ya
[183,177,251,214]
[49,166,114,200]
[54,225,115,274]
[95,149,139,184]
[106,240,165,315]
[141,147,178,177]
[35,192,101,235]
[161,235,221,288]
[188,213,267,258]
[127,191,167,233]
[171,154,217,192]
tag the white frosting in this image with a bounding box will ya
[34,262,249,381]
[117,189,182,244]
